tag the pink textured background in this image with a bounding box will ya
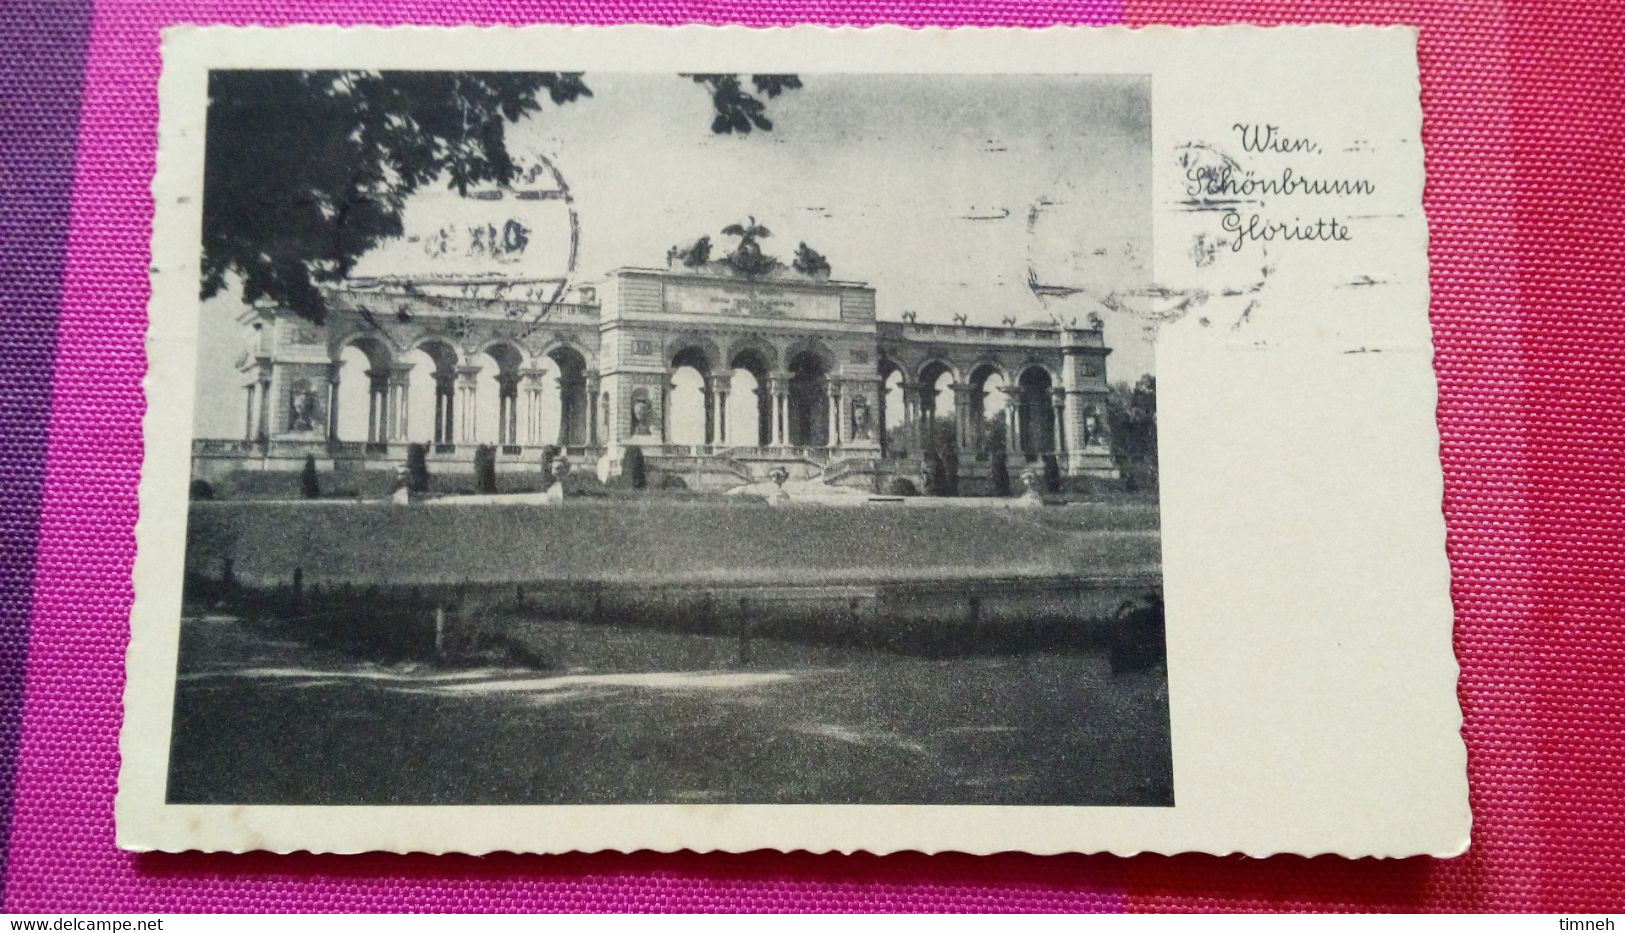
[5,0,1622,913]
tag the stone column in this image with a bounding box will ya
[433,372,457,444]
[910,383,935,453]
[455,365,481,443]
[389,365,412,441]
[1002,387,1022,456]
[496,372,521,446]
[770,375,789,448]
[826,382,842,448]
[657,383,670,444]
[699,380,715,448]
[257,375,273,442]
[518,368,545,446]
[365,370,390,443]
[585,372,601,447]
[1051,387,1068,454]
[708,373,731,447]
[244,385,257,440]
[952,383,974,452]
[895,381,918,454]
[326,362,343,442]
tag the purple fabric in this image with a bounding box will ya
[0,0,92,903]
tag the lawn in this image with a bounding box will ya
[170,498,1172,807]
[167,612,1174,807]
[186,499,1163,590]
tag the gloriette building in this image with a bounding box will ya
[193,263,1120,492]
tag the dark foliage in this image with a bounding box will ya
[405,443,431,493]
[885,477,919,497]
[684,74,803,133]
[622,445,647,490]
[990,442,1012,497]
[205,71,799,322]
[539,445,561,488]
[1105,374,1158,492]
[921,416,960,496]
[659,474,689,491]
[1041,454,1061,494]
[189,479,216,501]
[202,71,591,323]
[474,444,498,493]
[922,448,948,497]
[1108,593,1167,674]
[300,455,321,499]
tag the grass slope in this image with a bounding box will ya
[187,500,1162,589]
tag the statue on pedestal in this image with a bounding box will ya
[545,457,572,503]
[851,396,873,441]
[390,465,412,505]
[1084,408,1111,449]
[1017,468,1045,507]
[630,390,655,437]
[767,465,791,504]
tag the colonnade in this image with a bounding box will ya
[673,372,874,449]
[885,379,1073,459]
[277,358,598,449]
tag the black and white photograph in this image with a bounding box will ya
[169,65,1168,809]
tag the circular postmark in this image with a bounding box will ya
[345,149,581,332]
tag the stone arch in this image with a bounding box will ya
[474,337,530,372]
[877,355,910,456]
[1016,365,1058,459]
[916,358,957,421]
[665,335,723,375]
[783,337,837,374]
[536,331,601,370]
[912,356,960,386]
[726,338,778,448]
[668,347,711,447]
[332,333,398,444]
[786,343,836,447]
[407,334,463,369]
[965,360,1009,453]
[966,357,1008,385]
[474,341,528,445]
[542,344,592,447]
[331,331,395,369]
[726,334,779,374]
[402,336,462,445]
[534,337,597,374]
[1015,361,1061,385]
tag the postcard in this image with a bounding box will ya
[120,23,1467,856]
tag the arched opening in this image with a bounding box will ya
[334,337,393,444]
[728,348,773,448]
[475,344,524,447]
[879,359,908,457]
[546,346,589,447]
[404,341,458,445]
[787,349,831,447]
[967,363,1007,458]
[917,360,956,453]
[1017,366,1057,460]
[668,346,711,447]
